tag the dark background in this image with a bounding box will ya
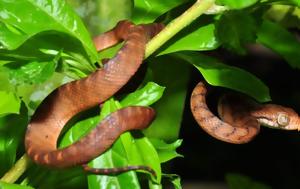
[172,46,300,189]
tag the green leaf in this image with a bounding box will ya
[0,0,97,62]
[149,139,183,163]
[124,134,162,181]
[59,116,100,148]
[0,103,28,176]
[169,175,182,189]
[265,5,300,29]
[121,82,165,107]
[87,148,142,189]
[87,138,142,189]
[226,173,271,189]
[0,181,34,189]
[59,100,143,188]
[2,53,71,114]
[149,174,182,189]
[163,174,182,189]
[149,183,162,189]
[0,32,96,78]
[59,99,119,148]
[289,0,300,6]
[0,66,12,92]
[17,72,71,114]
[0,22,26,50]
[174,52,270,102]
[257,20,300,69]
[22,164,85,189]
[0,91,21,116]
[132,0,187,24]
[216,11,257,54]
[6,60,57,86]
[158,21,220,55]
[143,56,190,141]
[86,99,161,187]
[216,0,258,9]
[68,0,132,35]
[59,80,165,188]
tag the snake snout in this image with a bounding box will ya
[295,115,300,131]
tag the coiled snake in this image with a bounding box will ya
[25,21,163,175]
[25,19,300,177]
[191,81,300,144]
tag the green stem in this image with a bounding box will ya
[145,0,215,58]
[0,154,32,183]
[0,0,215,184]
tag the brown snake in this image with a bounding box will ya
[191,81,300,144]
[25,20,163,175]
[25,18,299,176]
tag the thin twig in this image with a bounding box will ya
[0,154,32,183]
[145,0,215,58]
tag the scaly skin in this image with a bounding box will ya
[190,81,300,144]
[25,21,164,175]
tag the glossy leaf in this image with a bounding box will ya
[87,139,142,189]
[169,175,182,189]
[0,91,20,116]
[149,139,183,163]
[174,52,270,102]
[0,0,98,62]
[216,11,257,54]
[164,174,182,189]
[158,21,220,55]
[143,56,190,141]
[121,82,165,107]
[6,60,57,86]
[226,173,271,189]
[216,0,258,9]
[59,116,100,148]
[0,21,26,51]
[0,181,34,189]
[1,68,71,116]
[0,104,28,176]
[0,34,95,82]
[257,20,300,69]
[0,66,12,91]
[125,135,162,181]
[132,0,187,24]
[149,174,182,189]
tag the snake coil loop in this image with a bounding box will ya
[25,21,164,175]
[190,81,300,144]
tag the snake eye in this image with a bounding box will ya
[277,113,290,127]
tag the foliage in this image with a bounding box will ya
[0,0,299,188]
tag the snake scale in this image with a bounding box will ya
[25,20,163,175]
[25,19,300,176]
[191,81,300,144]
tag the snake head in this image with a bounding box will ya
[253,104,300,130]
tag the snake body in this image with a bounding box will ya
[24,17,299,174]
[25,21,163,174]
[191,81,300,144]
